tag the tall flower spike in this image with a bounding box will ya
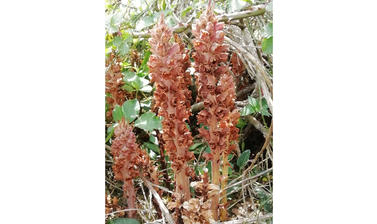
[148,15,194,202]
[111,119,150,218]
[105,53,128,120]
[192,1,240,220]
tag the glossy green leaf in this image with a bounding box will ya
[262,37,273,55]
[149,135,158,144]
[122,99,140,122]
[118,42,130,56]
[237,149,250,169]
[124,71,151,91]
[112,105,123,122]
[264,23,273,38]
[143,142,160,154]
[140,98,152,109]
[236,118,247,129]
[134,111,162,132]
[260,98,271,117]
[140,84,152,92]
[190,142,203,150]
[240,104,255,116]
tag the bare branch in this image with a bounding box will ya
[130,5,266,38]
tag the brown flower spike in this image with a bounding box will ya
[192,1,240,220]
[148,15,194,201]
[105,53,128,120]
[111,119,149,218]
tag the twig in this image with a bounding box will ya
[246,115,268,137]
[191,101,204,113]
[106,208,145,217]
[141,177,175,224]
[236,83,255,98]
[242,120,273,176]
[223,167,273,192]
[225,36,273,114]
[217,213,273,224]
[130,5,266,38]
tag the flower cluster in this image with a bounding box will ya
[105,53,128,120]
[192,2,240,220]
[148,15,194,201]
[111,119,150,218]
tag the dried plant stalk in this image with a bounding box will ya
[148,15,194,201]
[192,1,240,220]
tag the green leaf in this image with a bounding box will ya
[141,50,151,72]
[143,142,160,154]
[118,42,130,56]
[122,99,140,122]
[260,98,271,117]
[108,218,140,224]
[112,105,123,122]
[262,37,273,55]
[140,84,153,92]
[181,6,192,17]
[190,143,203,150]
[106,124,116,143]
[240,104,255,116]
[140,98,152,109]
[237,149,250,169]
[124,71,150,91]
[237,118,247,129]
[113,36,122,48]
[264,23,273,38]
[106,12,122,33]
[136,15,155,31]
[134,111,162,132]
[204,146,211,153]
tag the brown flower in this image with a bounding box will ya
[148,15,194,202]
[192,1,239,220]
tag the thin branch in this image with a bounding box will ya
[246,115,268,137]
[141,177,175,224]
[242,120,273,176]
[217,213,273,224]
[130,5,266,38]
[225,36,273,114]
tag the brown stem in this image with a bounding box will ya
[175,166,191,201]
[211,152,221,220]
[220,152,230,221]
[123,180,136,218]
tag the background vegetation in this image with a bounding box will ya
[105,0,273,223]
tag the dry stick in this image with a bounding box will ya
[217,213,273,224]
[141,177,175,224]
[246,115,268,137]
[225,37,273,114]
[130,5,266,38]
[242,120,273,177]
[106,208,145,217]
